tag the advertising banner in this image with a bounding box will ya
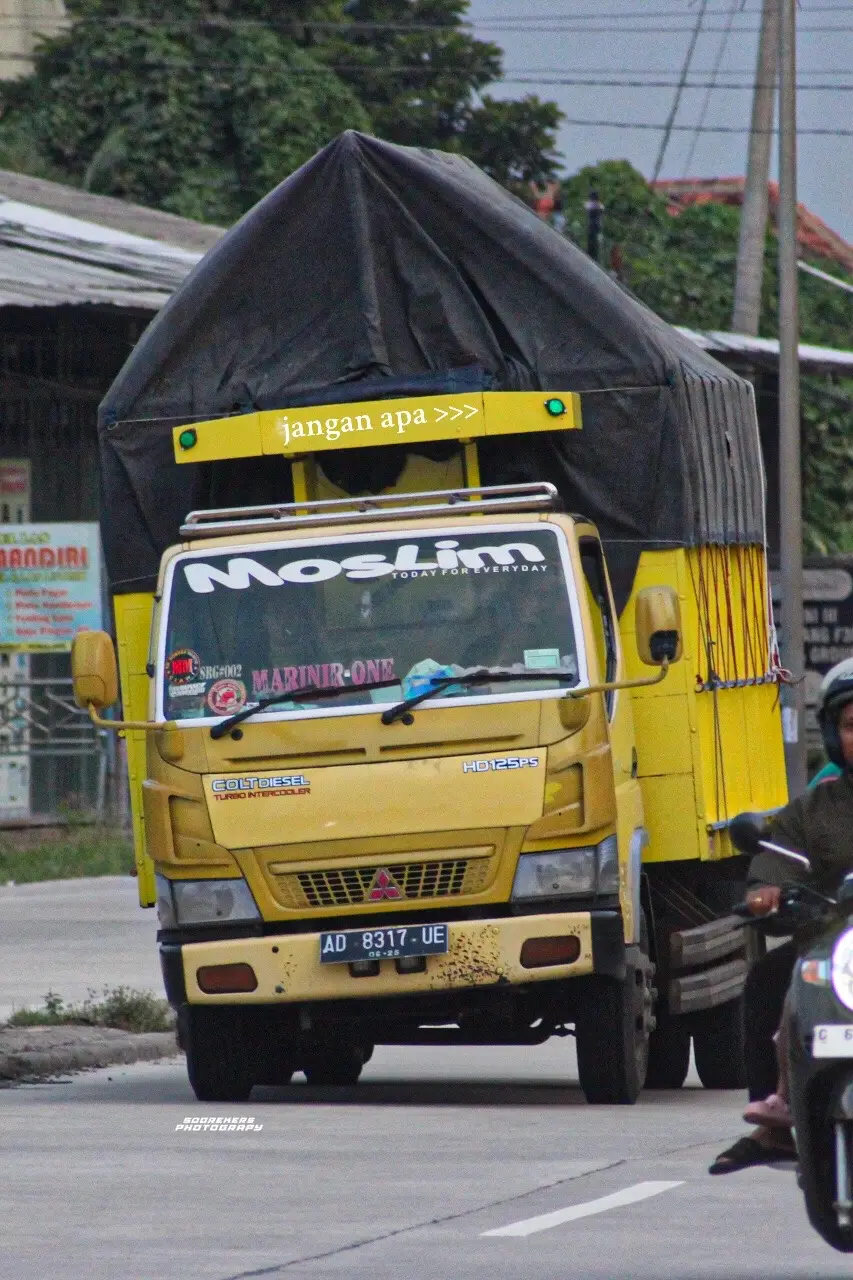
[0,522,103,651]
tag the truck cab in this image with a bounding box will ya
[75,466,681,1104]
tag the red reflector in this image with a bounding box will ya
[196,963,257,993]
[520,935,581,969]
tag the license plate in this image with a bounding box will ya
[319,923,449,964]
[813,1024,853,1058]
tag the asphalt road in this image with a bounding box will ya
[2,877,849,1280]
[0,876,161,1021]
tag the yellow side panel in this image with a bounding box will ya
[639,774,702,863]
[696,682,787,826]
[632,694,693,776]
[622,545,786,864]
[113,592,157,907]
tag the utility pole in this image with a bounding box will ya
[777,0,806,794]
[732,0,779,335]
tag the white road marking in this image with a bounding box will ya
[481,1179,685,1238]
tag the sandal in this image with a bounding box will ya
[708,1134,797,1175]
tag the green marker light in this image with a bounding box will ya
[544,398,567,418]
[178,429,198,450]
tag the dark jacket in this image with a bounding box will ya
[749,770,853,896]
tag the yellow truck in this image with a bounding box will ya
[76,132,788,1103]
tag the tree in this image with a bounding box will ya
[0,0,563,221]
[322,0,562,184]
[559,160,853,555]
[0,2,370,224]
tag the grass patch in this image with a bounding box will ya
[0,828,134,886]
[7,987,173,1034]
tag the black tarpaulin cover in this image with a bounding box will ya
[99,130,765,605]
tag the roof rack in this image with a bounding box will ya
[180,482,561,539]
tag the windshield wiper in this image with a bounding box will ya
[210,677,402,739]
[379,666,579,726]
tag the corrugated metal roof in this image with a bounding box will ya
[0,197,203,308]
[0,168,224,253]
[676,326,853,373]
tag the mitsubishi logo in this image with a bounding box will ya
[368,869,402,901]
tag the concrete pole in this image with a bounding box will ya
[777,0,806,795]
[732,0,779,335]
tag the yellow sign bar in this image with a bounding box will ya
[173,390,581,465]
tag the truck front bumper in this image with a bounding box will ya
[163,910,626,1006]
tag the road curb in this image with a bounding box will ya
[0,1026,179,1081]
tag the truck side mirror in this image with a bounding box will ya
[635,586,682,666]
[71,630,118,711]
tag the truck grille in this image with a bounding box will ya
[275,857,492,909]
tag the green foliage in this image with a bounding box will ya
[2,3,370,223]
[560,161,853,554]
[0,0,562,220]
[0,827,133,885]
[8,986,173,1033]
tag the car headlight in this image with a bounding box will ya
[156,875,260,927]
[831,928,853,1011]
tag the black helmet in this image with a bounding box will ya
[817,658,853,767]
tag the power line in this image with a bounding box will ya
[653,0,708,181]
[1,50,851,89]
[682,0,740,175]
[0,15,851,33]
[563,117,853,135]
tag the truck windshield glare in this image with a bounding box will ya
[159,527,579,721]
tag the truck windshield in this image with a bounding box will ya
[159,525,582,722]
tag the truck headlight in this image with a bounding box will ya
[512,837,619,901]
[157,876,260,927]
[596,835,620,894]
[831,929,853,1012]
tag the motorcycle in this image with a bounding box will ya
[731,814,853,1253]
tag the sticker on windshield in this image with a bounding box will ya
[169,681,206,698]
[251,658,395,697]
[524,648,561,669]
[207,678,247,715]
[199,663,242,680]
[182,542,548,593]
[166,647,201,684]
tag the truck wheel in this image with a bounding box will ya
[645,1013,691,1089]
[575,934,654,1105]
[181,1006,253,1102]
[693,997,747,1089]
[303,1044,364,1086]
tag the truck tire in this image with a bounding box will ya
[181,1006,253,1102]
[645,1013,692,1090]
[575,932,654,1105]
[693,997,747,1089]
[303,1044,365,1086]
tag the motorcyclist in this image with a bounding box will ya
[710,657,853,1174]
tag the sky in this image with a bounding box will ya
[466,0,853,244]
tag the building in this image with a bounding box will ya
[0,172,221,822]
[0,0,65,80]
[653,176,853,274]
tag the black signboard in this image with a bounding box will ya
[771,557,853,748]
